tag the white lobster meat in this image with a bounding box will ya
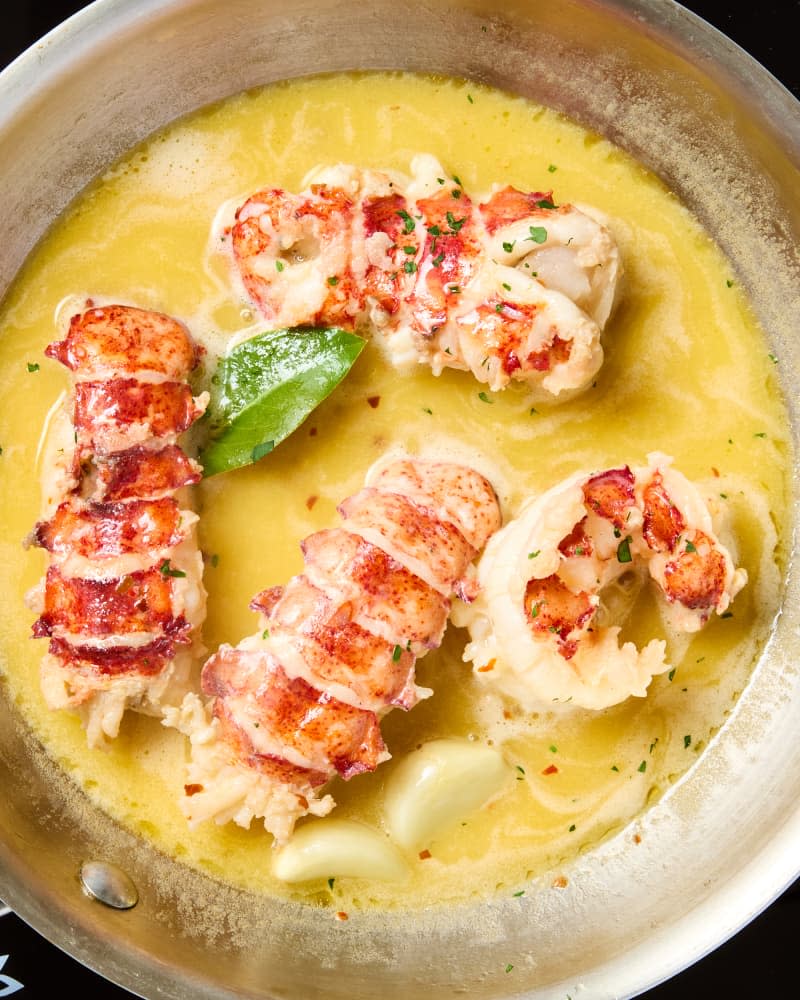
[453,453,747,711]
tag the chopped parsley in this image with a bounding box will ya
[569,824,576,832]
[668,668,677,681]
[446,211,466,232]
[478,391,493,403]
[467,93,474,104]
[512,890,525,897]
[616,535,633,563]
[768,353,779,364]
[392,644,403,662]
[210,553,220,568]
[422,406,433,415]
[726,279,735,287]
[502,240,516,253]
[637,760,647,773]
[403,260,417,274]
[535,198,556,209]
[548,163,557,173]
[159,559,186,578]
[328,877,335,890]
[721,611,734,619]
[549,745,558,753]
[262,628,270,639]
[432,252,445,267]
[396,209,415,233]
[502,282,511,291]
[526,225,548,244]
[275,260,285,272]
[684,735,692,748]
[27,362,40,372]
[427,224,441,236]
[611,765,619,772]
[403,245,416,254]
[327,275,339,286]
[754,431,767,438]
[505,964,514,974]
[685,539,697,553]
[527,550,540,559]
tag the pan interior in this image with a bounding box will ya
[0,2,798,999]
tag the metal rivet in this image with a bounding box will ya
[79,861,139,910]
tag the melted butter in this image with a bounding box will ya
[0,72,790,912]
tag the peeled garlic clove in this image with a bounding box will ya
[273,818,409,883]
[383,738,511,850]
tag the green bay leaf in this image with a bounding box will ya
[199,327,365,477]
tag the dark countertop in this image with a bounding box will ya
[1,1,798,997]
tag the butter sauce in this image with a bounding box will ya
[0,72,789,912]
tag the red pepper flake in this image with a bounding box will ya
[309,426,317,437]
[542,764,559,775]
[477,658,496,673]
[503,709,513,720]
[335,911,349,921]
[633,833,642,844]
[184,783,204,796]
[367,395,381,409]
[418,849,432,860]
[306,495,318,510]
[552,875,568,889]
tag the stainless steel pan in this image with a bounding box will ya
[1,2,798,997]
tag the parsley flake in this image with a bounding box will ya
[768,353,778,364]
[160,559,187,578]
[427,225,441,236]
[27,362,40,372]
[548,164,557,173]
[392,644,403,662]
[397,209,415,233]
[502,240,516,253]
[328,877,335,890]
[478,391,493,403]
[502,282,511,291]
[327,275,339,286]
[432,252,445,267]
[403,245,416,254]
[684,735,692,748]
[668,668,677,681]
[535,198,556,209]
[505,964,514,974]
[637,760,647,773]
[275,260,285,272]
[467,93,474,104]
[527,550,540,559]
[446,211,466,232]
[403,260,417,274]
[616,535,633,563]
[527,225,547,244]
[685,539,697,553]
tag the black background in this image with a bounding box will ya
[1,1,798,997]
